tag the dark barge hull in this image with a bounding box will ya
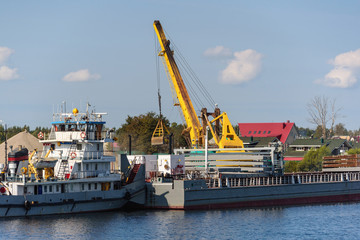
[144,175,360,210]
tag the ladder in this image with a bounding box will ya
[58,141,77,180]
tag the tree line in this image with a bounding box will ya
[0,125,50,144]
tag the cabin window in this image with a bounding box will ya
[56,185,59,192]
[248,131,252,134]
[44,186,47,193]
[24,187,27,194]
[97,144,100,151]
[86,164,89,171]
[254,131,257,134]
[51,144,55,150]
[263,131,266,134]
[70,184,73,191]
[95,164,98,171]
[88,184,91,190]
[49,185,53,192]
[94,183,97,190]
[81,184,84,191]
[77,144,82,150]
[268,131,271,134]
[258,130,261,134]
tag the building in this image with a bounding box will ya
[241,137,280,148]
[238,121,298,145]
[0,130,43,165]
[284,138,352,161]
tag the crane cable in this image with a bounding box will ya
[164,28,216,110]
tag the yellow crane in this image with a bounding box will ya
[153,20,244,149]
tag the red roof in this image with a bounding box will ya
[238,121,295,144]
[283,157,303,161]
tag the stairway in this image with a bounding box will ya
[127,164,141,184]
[57,140,76,179]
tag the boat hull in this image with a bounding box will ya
[0,189,128,217]
[145,180,360,210]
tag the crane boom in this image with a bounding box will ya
[153,20,244,150]
[153,20,203,147]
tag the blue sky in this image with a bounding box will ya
[1,1,360,131]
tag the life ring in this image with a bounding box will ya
[80,132,86,139]
[24,200,31,210]
[38,132,44,139]
[70,152,77,159]
[21,167,27,174]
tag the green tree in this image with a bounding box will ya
[297,146,330,172]
[334,123,348,136]
[347,148,360,154]
[115,112,187,154]
[284,161,299,173]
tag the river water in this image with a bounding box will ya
[1,203,359,239]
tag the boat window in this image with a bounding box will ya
[254,131,257,134]
[88,184,91,190]
[49,185,53,192]
[56,185,59,192]
[70,184,73,191]
[86,164,89,171]
[94,183,97,190]
[44,186,47,193]
[81,184,84,191]
[258,130,261,134]
[97,144,100,151]
[51,144,55,150]
[248,131,252,134]
[24,186,27,194]
[95,164,98,171]
[77,144,82,150]
[263,131,266,134]
[268,131,271,134]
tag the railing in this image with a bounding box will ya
[205,172,360,188]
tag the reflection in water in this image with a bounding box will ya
[1,203,360,240]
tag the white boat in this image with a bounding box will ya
[0,105,144,217]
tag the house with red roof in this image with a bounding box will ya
[238,120,298,145]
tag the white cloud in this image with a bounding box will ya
[220,49,263,84]
[62,69,101,82]
[204,46,232,57]
[0,66,19,81]
[0,47,14,64]
[317,49,360,88]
